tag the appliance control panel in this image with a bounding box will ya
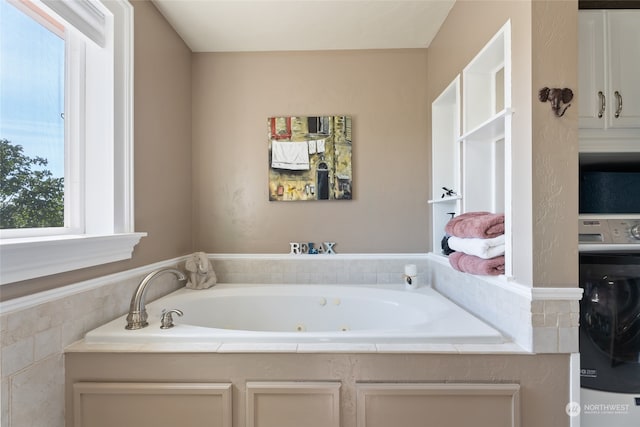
[579,218,640,245]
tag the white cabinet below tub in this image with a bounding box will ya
[579,10,640,149]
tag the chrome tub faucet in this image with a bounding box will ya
[125,268,186,330]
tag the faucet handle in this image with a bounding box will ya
[160,308,183,329]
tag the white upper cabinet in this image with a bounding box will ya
[578,11,606,129]
[579,10,640,130]
[607,11,640,128]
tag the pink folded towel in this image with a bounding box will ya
[449,252,505,276]
[445,211,505,239]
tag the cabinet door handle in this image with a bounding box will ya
[614,91,623,118]
[597,91,605,118]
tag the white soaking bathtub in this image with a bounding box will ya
[84,284,505,344]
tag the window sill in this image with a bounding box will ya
[0,232,146,284]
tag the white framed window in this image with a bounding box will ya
[0,0,145,285]
[1,0,65,232]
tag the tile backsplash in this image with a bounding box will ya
[0,260,184,427]
[210,254,430,286]
[428,254,581,353]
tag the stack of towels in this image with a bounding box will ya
[444,212,505,276]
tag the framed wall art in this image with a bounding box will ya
[268,115,352,201]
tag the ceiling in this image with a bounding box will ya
[151,0,456,53]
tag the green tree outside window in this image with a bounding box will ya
[0,138,64,229]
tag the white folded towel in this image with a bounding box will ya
[271,140,310,170]
[317,139,325,153]
[447,234,505,259]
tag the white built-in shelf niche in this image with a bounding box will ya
[430,21,512,277]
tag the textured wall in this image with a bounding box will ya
[191,49,429,254]
[531,0,579,286]
[0,0,193,300]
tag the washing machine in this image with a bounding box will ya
[579,251,640,426]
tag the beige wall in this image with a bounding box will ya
[191,49,429,254]
[531,0,579,287]
[131,0,193,261]
[427,0,578,287]
[0,0,193,300]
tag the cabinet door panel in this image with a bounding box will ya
[356,383,520,427]
[73,382,232,427]
[246,382,340,427]
[578,11,606,128]
[607,11,640,128]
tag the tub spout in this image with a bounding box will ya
[125,268,186,330]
